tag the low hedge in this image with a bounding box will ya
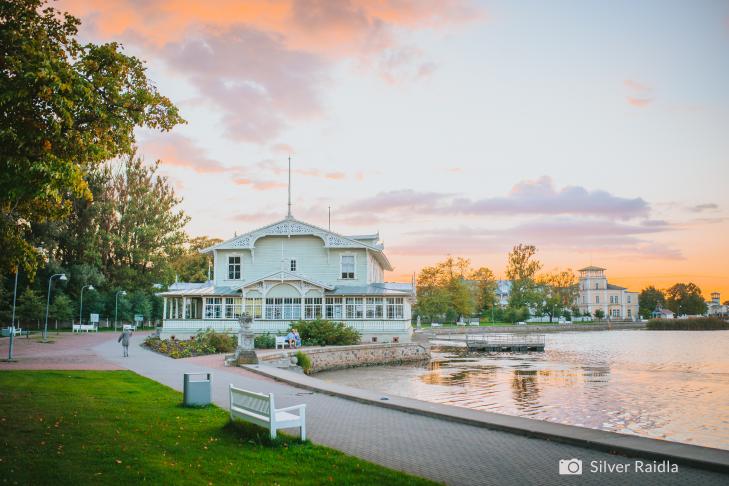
[292,319,361,346]
[646,317,729,330]
[144,329,237,358]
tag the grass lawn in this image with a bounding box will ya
[0,371,434,485]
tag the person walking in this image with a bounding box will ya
[118,329,131,357]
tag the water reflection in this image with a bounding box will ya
[316,330,729,450]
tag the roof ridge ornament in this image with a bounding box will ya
[286,155,293,219]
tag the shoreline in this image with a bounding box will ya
[244,362,729,474]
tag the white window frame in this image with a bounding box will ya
[228,255,241,280]
[340,254,356,280]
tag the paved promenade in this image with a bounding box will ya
[3,333,728,485]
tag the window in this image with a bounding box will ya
[204,297,223,319]
[225,297,243,319]
[228,256,241,280]
[184,299,198,319]
[595,282,599,290]
[341,255,355,279]
[628,309,632,318]
[366,297,384,318]
[325,297,343,319]
[627,296,632,304]
[345,297,364,318]
[265,297,301,320]
[386,297,404,319]
[290,259,297,272]
[596,295,600,304]
[304,297,322,319]
[244,297,262,318]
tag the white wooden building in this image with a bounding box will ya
[158,216,414,343]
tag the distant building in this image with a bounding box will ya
[495,280,512,307]
[707,292,728,317]
[575,266,639,320]
[652,307,675,319]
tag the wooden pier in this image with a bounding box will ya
[465,333,545,352]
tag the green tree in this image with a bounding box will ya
[594,308,605,321]
[505,244,543,313]
[469,266,497,314]
[171,236,222,282]
[665,283,707,316]
[104,156,189,289]
[129,291,153,322]
[16,288,44,327]
[416,257,477,322]
[638,286,666,319]
[49,293,74,323]
[536,270,578,322]
[0,0,184,277]
[414,287,450,321]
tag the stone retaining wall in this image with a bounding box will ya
[259,343,430,373]
[427,321,646,335]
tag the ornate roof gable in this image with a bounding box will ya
[202,218,374,252]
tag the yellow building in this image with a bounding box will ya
[576,266,639,320]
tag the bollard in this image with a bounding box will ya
[183,372,212,406]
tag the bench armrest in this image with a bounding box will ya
[276,404,306,414]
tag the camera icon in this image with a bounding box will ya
[559,458,583,475]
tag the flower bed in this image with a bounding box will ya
[144,329,237,358]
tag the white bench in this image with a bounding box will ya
[122,324,136,332]
[229,385,306,440]
[431,323,442,328]
[73,324,98,333]
[275,336,290,350]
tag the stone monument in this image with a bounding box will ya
[234,312,258,364]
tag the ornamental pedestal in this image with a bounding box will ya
[234,313,258,364]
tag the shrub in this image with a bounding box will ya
[292,319,360,346]
[295,351,312,374]
[254,332,276,349]
[143,330,237,359]
[646,317,729,331]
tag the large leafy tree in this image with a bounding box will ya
[16,288,43,326]
[0,0,183,276]
[171,236,223,282]
[665,283,707,316]
[536,269,578,322]
[505,244,542,312]
[415,257,485,321]
[638,286,666,319]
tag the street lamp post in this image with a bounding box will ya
[43,273,67,342]
[115,290,127,331]
[79,284,95,327]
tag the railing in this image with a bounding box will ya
[466,333,545,347]
[162,319,411,334]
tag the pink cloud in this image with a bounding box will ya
[60,0,482,144]
[233,177,287,191]
[627,96,652,107]
[140,133,231,173]
[342,177,649,220]
[623,79,653,107]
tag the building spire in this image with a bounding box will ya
[287,155,292,218]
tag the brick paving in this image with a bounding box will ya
[2,332,727,485]
[91,335,728,486]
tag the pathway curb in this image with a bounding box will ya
[244,364,729,474]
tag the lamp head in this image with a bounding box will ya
[59,274,68,281]
[88,285,94,291]
[121,290,127,296]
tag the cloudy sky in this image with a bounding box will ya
[59,0,729,295]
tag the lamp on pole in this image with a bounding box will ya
[79,284,95,326]
[43,273,67,342]
[115,290,127,331]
